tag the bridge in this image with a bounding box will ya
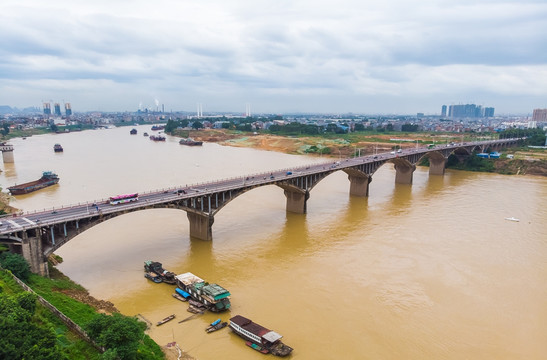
[0,138,521,275]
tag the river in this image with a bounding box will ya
[2,126,546,360]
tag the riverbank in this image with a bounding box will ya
[182,129,547,176]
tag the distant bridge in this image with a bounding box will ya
[0,138,522,275]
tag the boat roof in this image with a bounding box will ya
[263,331,283,343]
[199,283,231,300]
[175,272,204,286]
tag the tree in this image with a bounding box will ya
[163,119,178,133]
[0,122,9,136]
[0,292,67,360]
[401,123,419,132]
[86,313,147,360]
[354,123,365,131]
[191,121,203,130]
[0,253,31,281]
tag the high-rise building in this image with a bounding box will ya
[448,104,493,118]
[54,103,62,116]
[484,107,495,117]
[441,105,447,117]
[532,108,547,122]
[65,103,72,116]
[43,102,51,115]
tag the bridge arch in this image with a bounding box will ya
[0,137,524,274]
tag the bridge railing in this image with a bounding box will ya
[0,138,522,221]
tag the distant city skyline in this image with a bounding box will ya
[1,1,546,115]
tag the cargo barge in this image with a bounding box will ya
[179,138,203,146]
[175,272,231,312]
[8,171,60,195]
[229,315,293,356]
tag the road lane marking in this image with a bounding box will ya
[6,220,22,229]
[21,217,36,226]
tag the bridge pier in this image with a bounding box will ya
[187,212,214,241]
[429,157,447,175]
[21,233,48,276]
[348,175,372,196]
[2,149,14,163]
[284,189,309,214]
[394,163,416,184]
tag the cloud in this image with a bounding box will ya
[1,0,546,113]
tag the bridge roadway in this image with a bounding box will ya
[0,138,521,275]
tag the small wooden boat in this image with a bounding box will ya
[187,306,204,314]
[172,293,188,302]
[156,314,175,326]
[206,319,228,333]
[246,341,269,354]
[188,299,207,309]
[145,272,162,283]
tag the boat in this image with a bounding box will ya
[54,143,63,152]
[505,217,519,222]
[187,306,203,314]
[8,171,60,195]
[145,272,162,283]
[246,341,269,354]
[229,315,293,357]
[156,314,175,326]
[173,287,191,301]
[130,128,137,135]
[143,132,149,137]
[179,138,203,146]
[172,293,188,302]
[175,272,231,312]
[206,318,228,333]
[151,125,165,131]
[144,261,176,284]
[150,135,166,141]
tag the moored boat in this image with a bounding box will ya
[130,128,137,135]
[173,287,191,301]
[150,135,166,141]
[179,138,203,146]
[54,143,63,152]
[8,171,60,195]
[145,272,162,283]
[175,272,231,312]
[144,261,176,284]
[172,293,188,302]
[229,315,293,357]
[206,319,228,333]
[156,314,175,326]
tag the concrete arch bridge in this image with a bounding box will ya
[0,138,521,275]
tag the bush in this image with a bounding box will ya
[0,253,31,281]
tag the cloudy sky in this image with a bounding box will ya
[1,0,546,115]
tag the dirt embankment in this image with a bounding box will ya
[493,159,547,176]
[186,129,395,157]
[188,129,547,177]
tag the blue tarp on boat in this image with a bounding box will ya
[175,287,191,298]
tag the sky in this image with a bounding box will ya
[1,0,546,115]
